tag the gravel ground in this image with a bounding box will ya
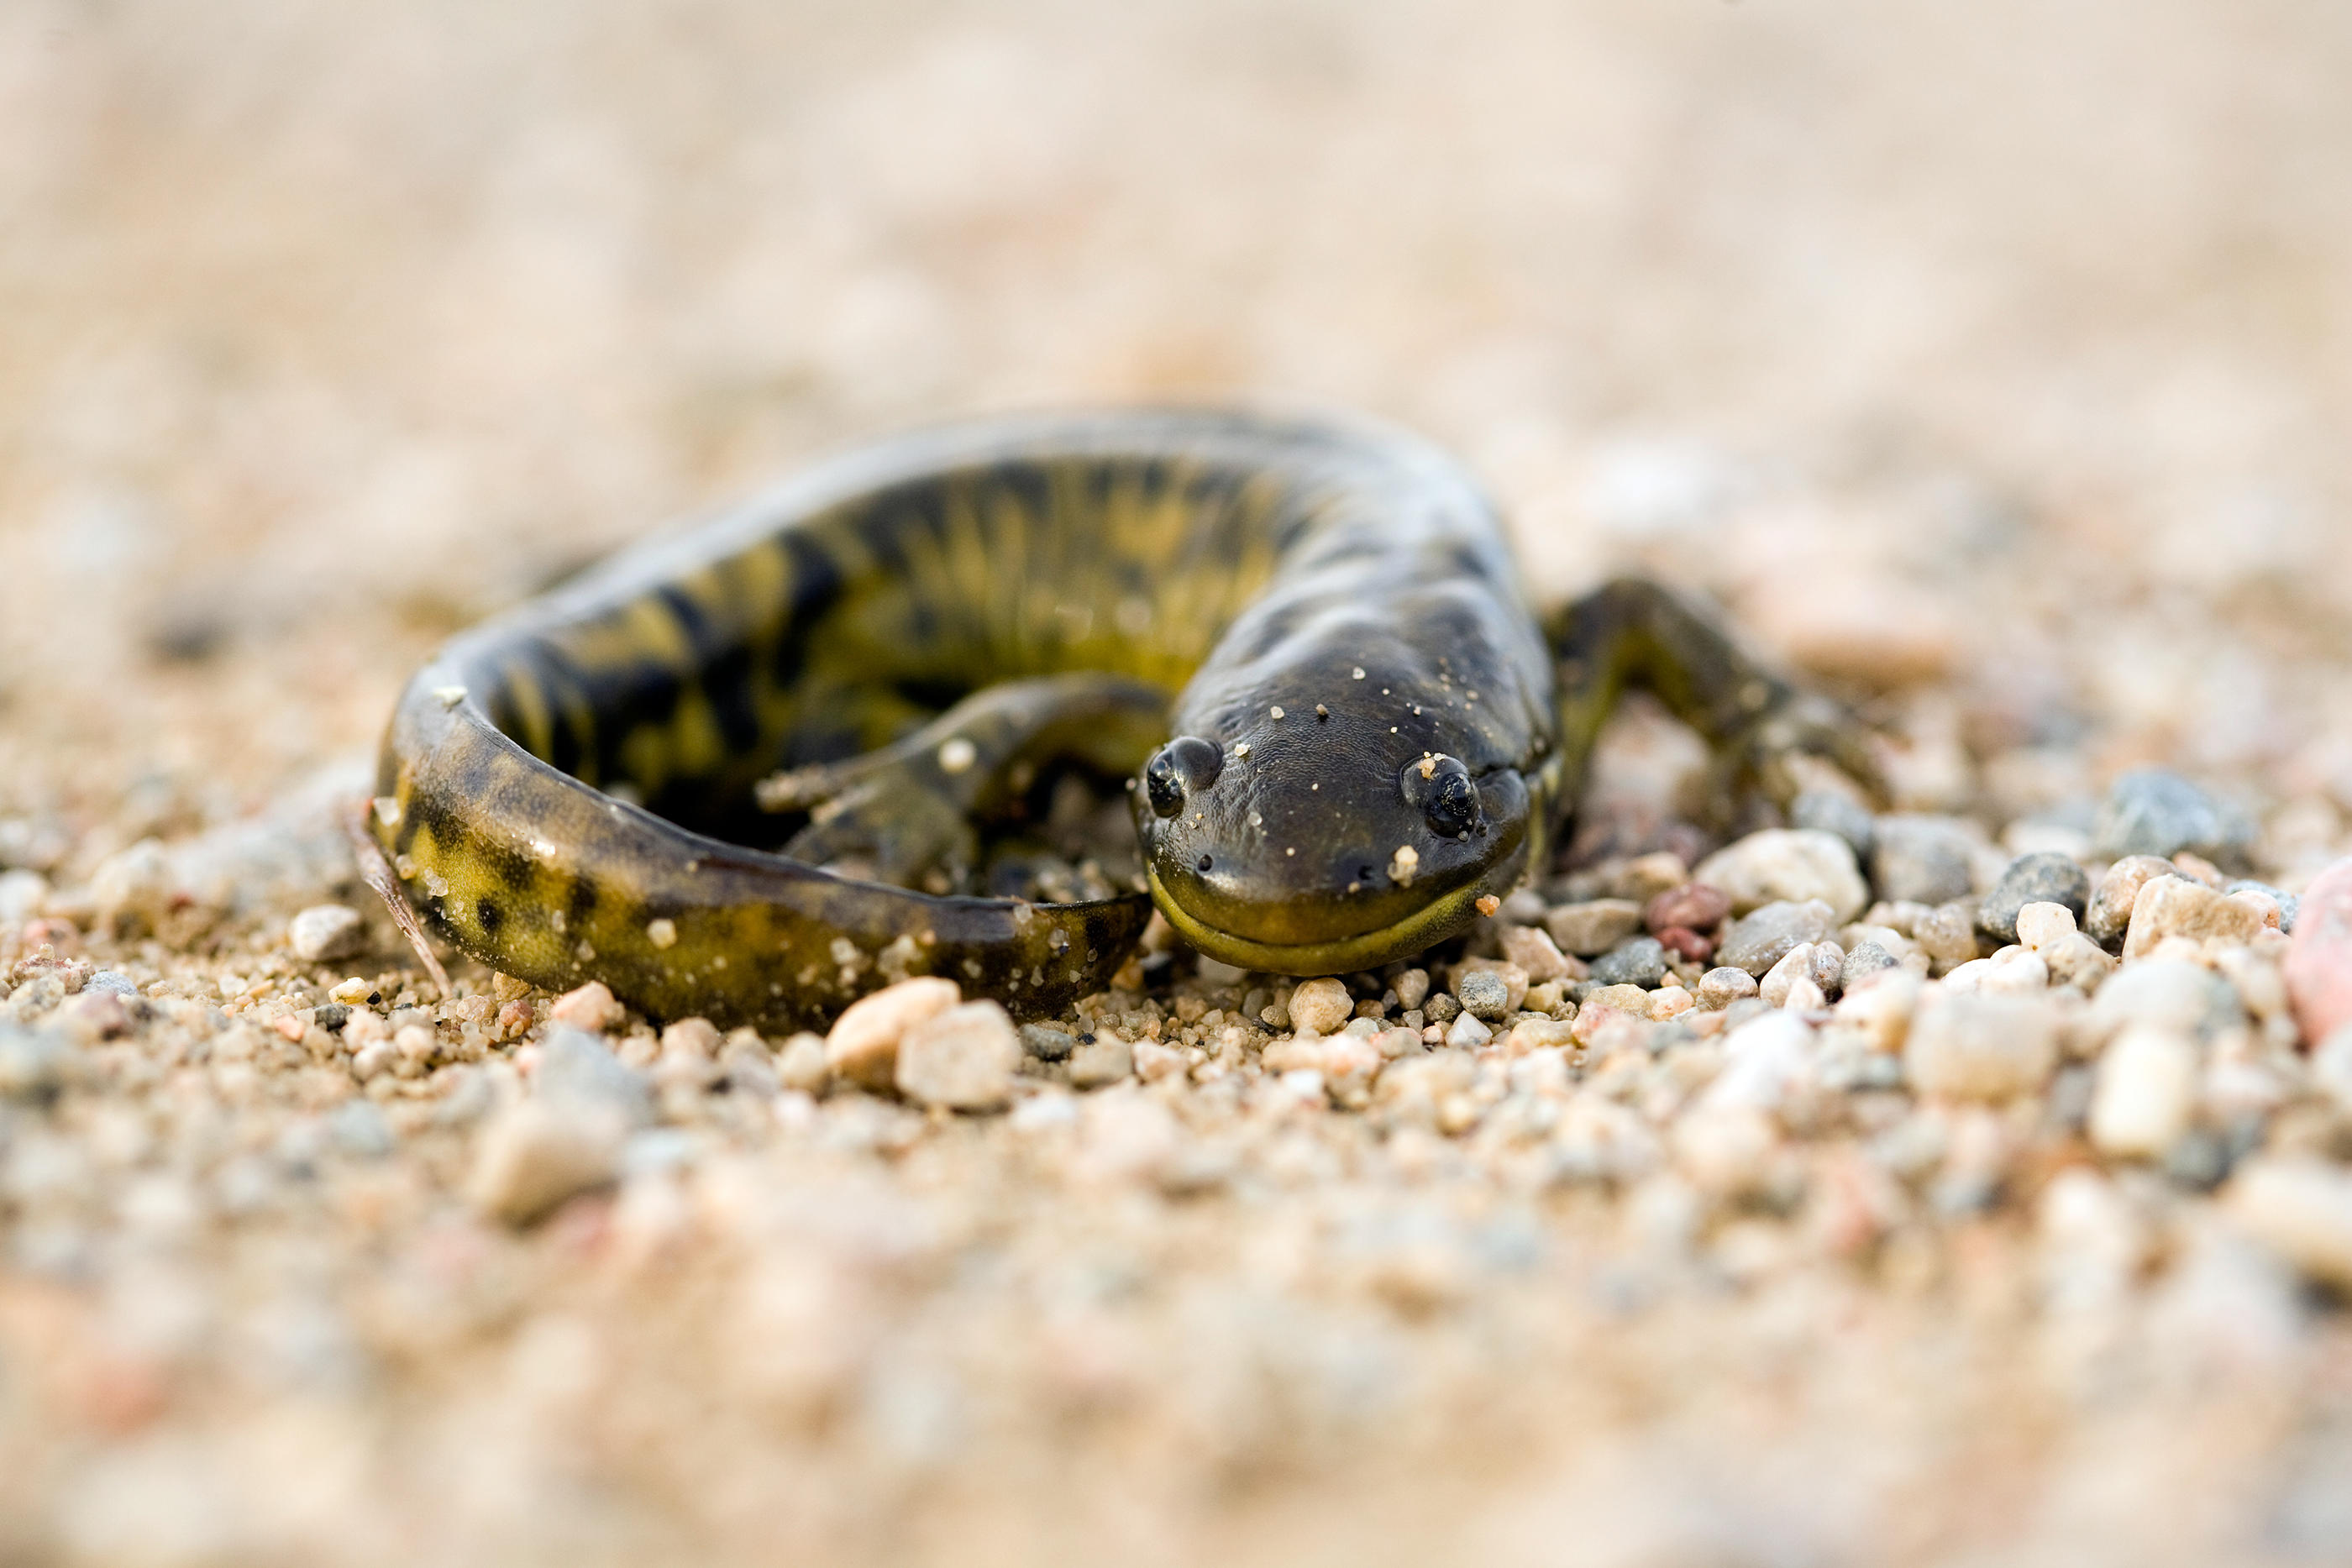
[9,3,2352,1564]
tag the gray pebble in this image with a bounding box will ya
[1868,815,1979,906]
[1588,936,1668,989]
[1977,851,2092,945]
[2226,879,2300,934]
[1457,970,1513,1021]
[1425,992,1462,1025]
[1715,898,1838,977]
[2092,768,2255,863]
[1791,789,1875,859]
[313,1003,352,1033]
[1840,941,1898,989]
[1019,1023,1076,1062]
[86,970,139,998]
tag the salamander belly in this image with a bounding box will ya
[371,410,1556,1029]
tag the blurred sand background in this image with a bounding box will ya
[8,2,2352,1564]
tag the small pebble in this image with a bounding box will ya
[1068,1035,1134,1088]
[1588,937,1667,989]
[1977,852,2092,947]
[1914,901,1981,973]
[2092,768,2255,863]
[2085,856,2176,949]
[2226,879,2299,934]
[1446,1012,1494,1049]
[1644,882,1731,936]
[2087,1025,2198,1159]
[1904,993,2060,1103]
[1758,944,1817,1008]
[548,980,624,1033]
[1457,970,1513,1021]
[1840,941,1897,989]
[1869,815,1979,906]
[1498,924,1575,983]
[1716,899,1838,978]
[1543,899,1645,957]
[1288,977,1355,1036]
[1394,968,1431,1010]
[2012,900,2077,954]
[1425,992,1462,1025]
[288,904,367,962]
[1695,967,1759,1009]
[1693,829,1869,922]
[470,1100,627,1226]
[2122,875,2265,961]
[533,1027,654,1125]
[1019,1023,1076,1062]
[824,976,959,1092]
[895,1001,1021,1111]
[1656,926,1714,964]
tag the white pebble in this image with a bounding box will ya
[469,1100,627,1226]
[1904,993,2059,1102]
[824,976,959,1092]
[1693,829,1870,922]
[1287,977,1354,1036]
[548,980,624,1032]
[895,1000,1021,1111]
[288,904,367,962]
[2013,900,2078,953]
[2088,1025,2198,1159]
[1068,1034,1134,1088]
[1446,1012,1493,1050]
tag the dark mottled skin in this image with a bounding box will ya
[374,410,1853,1029]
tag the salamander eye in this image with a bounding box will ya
[1399,753,1478,838]
[1143,735,1223,818]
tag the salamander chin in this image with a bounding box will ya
[1147,853,1528,975]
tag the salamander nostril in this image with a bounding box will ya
[1197,853,1213,872]
[1144,735,1224,818]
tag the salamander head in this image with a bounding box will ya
[1131,676,1537,975]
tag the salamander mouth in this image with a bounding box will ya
[1145,842,1528,976]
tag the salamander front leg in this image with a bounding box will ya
[757,673,1170,891]
[1545,575,1882,822]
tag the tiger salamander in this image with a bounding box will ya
[370,410,1861,1029]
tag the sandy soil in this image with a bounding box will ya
[6,3,2352,1564]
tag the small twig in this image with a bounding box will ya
[343,798,450,998]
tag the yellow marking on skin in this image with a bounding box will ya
[501,659,555,762]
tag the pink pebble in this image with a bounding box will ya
[2286,857,2352,1046]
